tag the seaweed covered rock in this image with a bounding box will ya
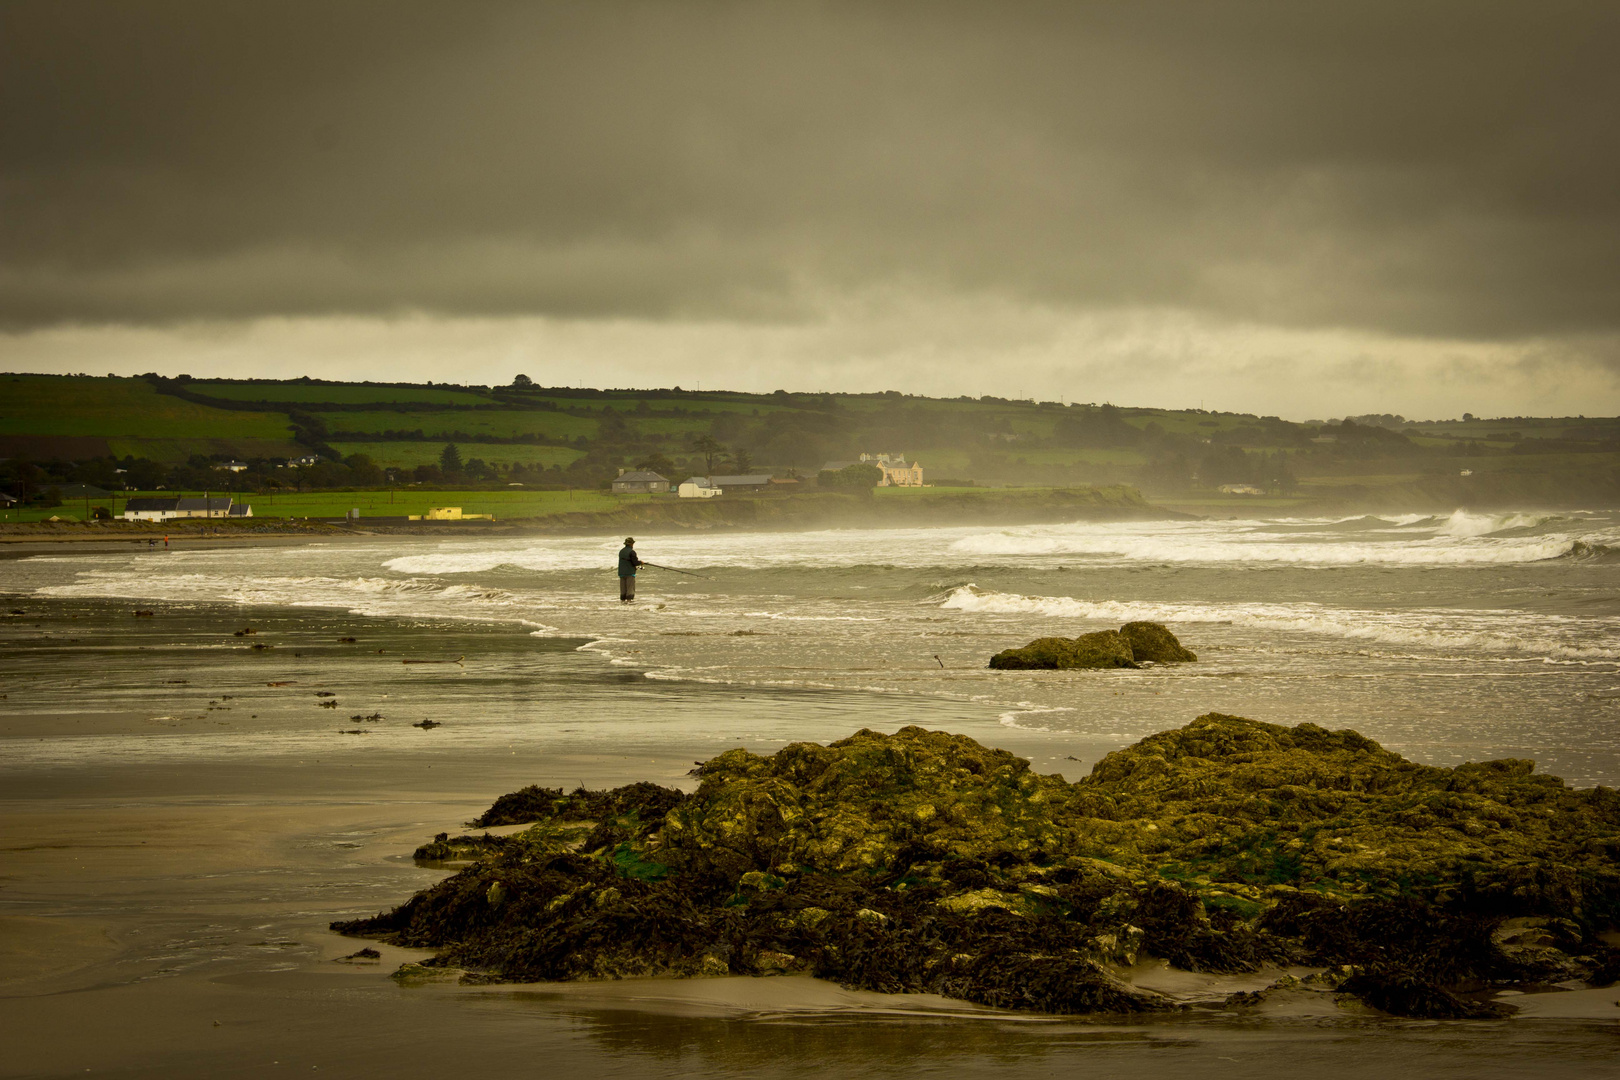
[988,622,1193,669]
[1120,621,1197,663]
[989,630,1139,670]
[334,715,1620,1019]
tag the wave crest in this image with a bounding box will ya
[939,585,1619,660]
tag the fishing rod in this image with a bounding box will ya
[638,562,709,579]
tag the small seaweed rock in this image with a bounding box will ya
[989,630,1139,670]
[988,623,1194,670]
[1120,622,1196,663]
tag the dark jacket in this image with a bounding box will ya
[617,546,641,577]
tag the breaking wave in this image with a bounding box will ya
[939,585,1620,660]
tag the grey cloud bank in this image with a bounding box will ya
[2,1,1618,415]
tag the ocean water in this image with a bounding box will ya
[8,507,1620,785]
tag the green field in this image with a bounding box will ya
[328,441,585,469]
[1,488,647,523]
[315,408,599,441]
[1,375,295,440]
[190,381,492,406]
[240,488,639,519]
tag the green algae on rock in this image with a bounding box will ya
[333,715,1620,1019]
[988,621,1195,669]
[1120,621,1197,663]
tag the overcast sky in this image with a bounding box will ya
[3,1,1618,418]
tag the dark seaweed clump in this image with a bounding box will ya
[989,621,1196,669]
[334,715,1620,1018]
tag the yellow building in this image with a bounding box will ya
[859,453,925,487]
[407,507,494,521]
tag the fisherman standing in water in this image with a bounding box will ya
[617,537,642,602]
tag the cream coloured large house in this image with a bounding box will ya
[861,453,924,487]
[820,454,926,487]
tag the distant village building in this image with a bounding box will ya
[122,497,177,521]
[177,497,235,518]
[611,470,671,494]
[822,454,926,487]
[214,460,250,472]
[288,454,321,467]
[707,474,773,493]
[0,492,18,508]
[404,506,492,521]
[1218,484,1266,496]
[122,496,248,520]
[678,477,722,498]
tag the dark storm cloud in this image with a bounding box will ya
[2,0,1618,339]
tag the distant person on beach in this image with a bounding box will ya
[617,537,642,602]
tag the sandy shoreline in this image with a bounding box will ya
[5,570,1620,1076]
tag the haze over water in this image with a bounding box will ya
[13,507,1620,786]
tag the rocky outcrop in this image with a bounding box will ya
[334,715,1620,1018]
[988,621,1195,669]
[1120,621,1197,663]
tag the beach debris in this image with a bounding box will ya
[402,655,466,665]
[7,609,24,615]
[339,728,370,734]
[233,627,257,636]
[314,691,337,697]
[989,621,1196,670]
[933,654,945,668]
[164,679,188,684]
[335,948,381,964]
[318,700,338,708]
[351,713,385,721]
[339,636,358,643]
[336,715,1620,1019]
[251,642,273,650]
[413,719,441,729]
[134,610,154,617]
[267,680,296,687]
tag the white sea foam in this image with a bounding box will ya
[1437,509,1559,537]
[943,526,1586,566]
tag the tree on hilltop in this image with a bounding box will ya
[634,452,676,476]
[689,435,725,474]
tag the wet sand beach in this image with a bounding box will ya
[5,525,1620,1077]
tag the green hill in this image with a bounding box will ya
[2,372,1617,511]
